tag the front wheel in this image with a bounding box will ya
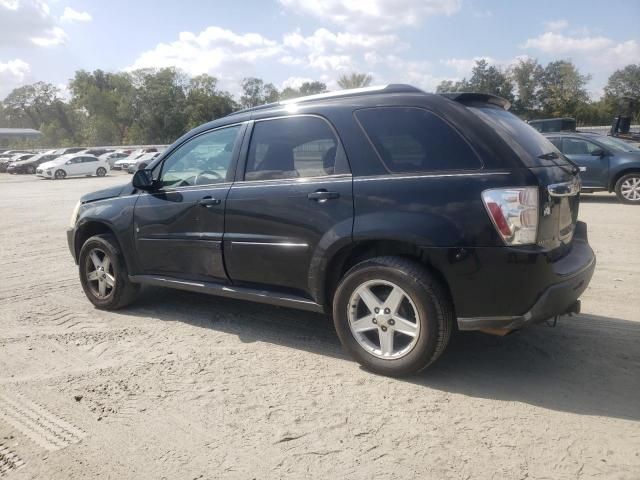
[54,169,66,180]
[78,234,140,309]
[615,173,640,204]
[332,256,453,376]
[96,167,107,177]
[26,165,36,174]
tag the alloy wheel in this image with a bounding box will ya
[620,176,640,202]
[54,169,66,180]
[85,248,116,299]
[347,279,420,359]
[97,167,107,177]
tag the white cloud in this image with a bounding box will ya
[0,0,67,47]
[279,0,461,32]
[31,26,67,46]
[521,32,613,53]
[442,56,496,76]
[61,6,92,22]
[544,19,568,31]
[128,26,284,93]
[0,58,30,98]
[280,76,314,90]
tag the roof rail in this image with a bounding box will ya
[439,92,511,110]
[227,84,424,117]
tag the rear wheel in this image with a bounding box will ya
[96,167,107,177]
[615,173,640,204]
[54,169,66,180]
[79,234,140,309]
[332,256,453,376]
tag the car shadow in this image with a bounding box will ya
[122,286,640,421]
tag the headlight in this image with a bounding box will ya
[46,168,52,172]
[69,201,81,228]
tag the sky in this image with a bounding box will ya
[1,0,639,100]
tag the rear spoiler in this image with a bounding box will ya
[439,92,511,111]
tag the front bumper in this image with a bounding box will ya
[456,221,595,331]
[67,228,77,264]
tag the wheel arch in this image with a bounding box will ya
[74,221,121,263]
[320,239,453,312]
[609,167,640,192]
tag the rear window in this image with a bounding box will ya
[469,106,570,167]
[355,107,481,173]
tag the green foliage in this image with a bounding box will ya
[337,73,372,89]
[280,81,327,100]
[240,77,280,108]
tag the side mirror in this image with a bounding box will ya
[591,149,605,157]
[132,169,155,190]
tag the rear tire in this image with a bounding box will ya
[332,256,453,376]
[614,173,640,204]
[78,234,140,310]
[96,167,107,177]
[54,169,66,180]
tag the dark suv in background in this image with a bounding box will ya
[545,132,640,204]
[67,85,595,376]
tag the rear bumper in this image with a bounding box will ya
[456,221,595,331]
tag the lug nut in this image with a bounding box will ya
[381,326,387,332]
[388,319,395,325]
[384,308,390,314]
[372,318,377,324]
[374,308,380,314]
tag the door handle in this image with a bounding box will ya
[308,190,340,201]
[198,196,221,207]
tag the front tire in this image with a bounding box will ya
[615,173,640,204]
[26,165,36,174]
[332,256,453,376]
[78,234,140,310]
[96,167,107,177]
[54,169,66,180]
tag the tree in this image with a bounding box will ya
[603,64,640,122]
[538,60,591,118]
[510,58,543,117]
[240,77,280,108]
[184,74,236,129]
[337,73,372,89]
[280,81,327,100]
[435,60,514,103]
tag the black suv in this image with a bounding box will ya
[67,85,595,376]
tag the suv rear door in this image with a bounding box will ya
[558,136,608,188]
[224,115,353,296]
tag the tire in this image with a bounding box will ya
[614,173,640,204]
[332,256,453,376]
[78,234,140,310]
[54,169,66,180]
[96,167,107,177]
[26,165,35,174]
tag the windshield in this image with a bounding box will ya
[469,106,572,167]
[591,135,640,153]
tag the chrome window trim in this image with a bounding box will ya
[354,171,510,182]
[231,173,352,189]
[231,241,308,247]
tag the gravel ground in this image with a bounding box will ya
[0,172,639,480]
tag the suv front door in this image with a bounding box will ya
[560,137,609,188]
[133,124,245,282]
[224,115,353,297]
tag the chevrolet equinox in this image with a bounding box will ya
[67,85,596,376]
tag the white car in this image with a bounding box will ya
[112,148,158,170]
[127,152,161,173]
[99,151,130,168]
[37,154,110,180]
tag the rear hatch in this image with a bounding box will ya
[469,105,580,253]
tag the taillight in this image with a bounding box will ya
[482,187,539,245]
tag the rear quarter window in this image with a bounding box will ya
[355,107,482,173]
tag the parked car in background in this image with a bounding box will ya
[7,149,59,174]
[0,149,32,159]
[0,153,34,172]
[112,148,158,170]
[545,131,640,204]
[78,148,114,157]
[37,154,110,179]
[98,151,129,168]
[66,85,595,376]
[52,147,85,157]
[528,117,576,133]
[127,152,161,173]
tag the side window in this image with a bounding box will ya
[84,157,98,163]
[158,125,241,188]
[245,116,344,181]
[355,107,481,172]
[562,138,600,155]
